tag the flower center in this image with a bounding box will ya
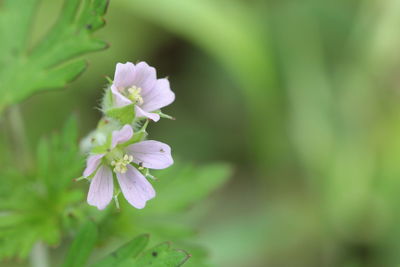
[125,86,144,105]
[111,154,133,174]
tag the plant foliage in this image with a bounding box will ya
[0,117,84,259]
[0,0,109,112]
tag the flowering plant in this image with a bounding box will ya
[0,1,231,265]
[81,62,175,210]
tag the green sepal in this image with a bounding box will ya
[74,176,87,182]
[91,133,112,154]
[105,76,113,84]
[156,111,176,120]
[105,104,135,125]
[124,130,147,147]
[101,86,114,111]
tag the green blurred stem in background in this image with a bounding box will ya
[7,105,32,171]
[29,242,49,267]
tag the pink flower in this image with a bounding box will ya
[83,125,173,210]
[111,62,175,122]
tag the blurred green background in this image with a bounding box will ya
[5,0,400,266]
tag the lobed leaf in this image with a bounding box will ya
[0,117,84,259]
[130,242,190,267]
[0,0,109,111]
[92,234,149,267]
[90,234,190,267]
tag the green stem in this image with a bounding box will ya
[8,105,32,168]
[29,242,49,267]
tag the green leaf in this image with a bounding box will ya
[177,245,211,267]
[146,162,232,213]
[105,104,136,125]
[91,133,112,154]
[0,117,84,259]
[0,0,109,111]
[63,222,98,267]
[93,163,230,266]
[94,162,231,265]
[101,84,114,110]
[92,234,149,267]
[125,130,147,146]
[130,242,190,267]
[91,235,190,267]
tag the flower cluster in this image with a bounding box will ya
[80,62,175,210]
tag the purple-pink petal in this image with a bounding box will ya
[111,85,132,108]
[141,78,175,112]
[87,165,114,210]
[111,125,134,148]
[126,140,173,169]
[131,62,157,93]
[114,62,136,88]
[116,165,155,209]
[83,154,105,177]
[135,106,160,122]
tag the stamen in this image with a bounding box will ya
[112,154,133,174]
[126,86,144,105]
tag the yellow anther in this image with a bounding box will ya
[112,154,133,174]
[127,86,144,105]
